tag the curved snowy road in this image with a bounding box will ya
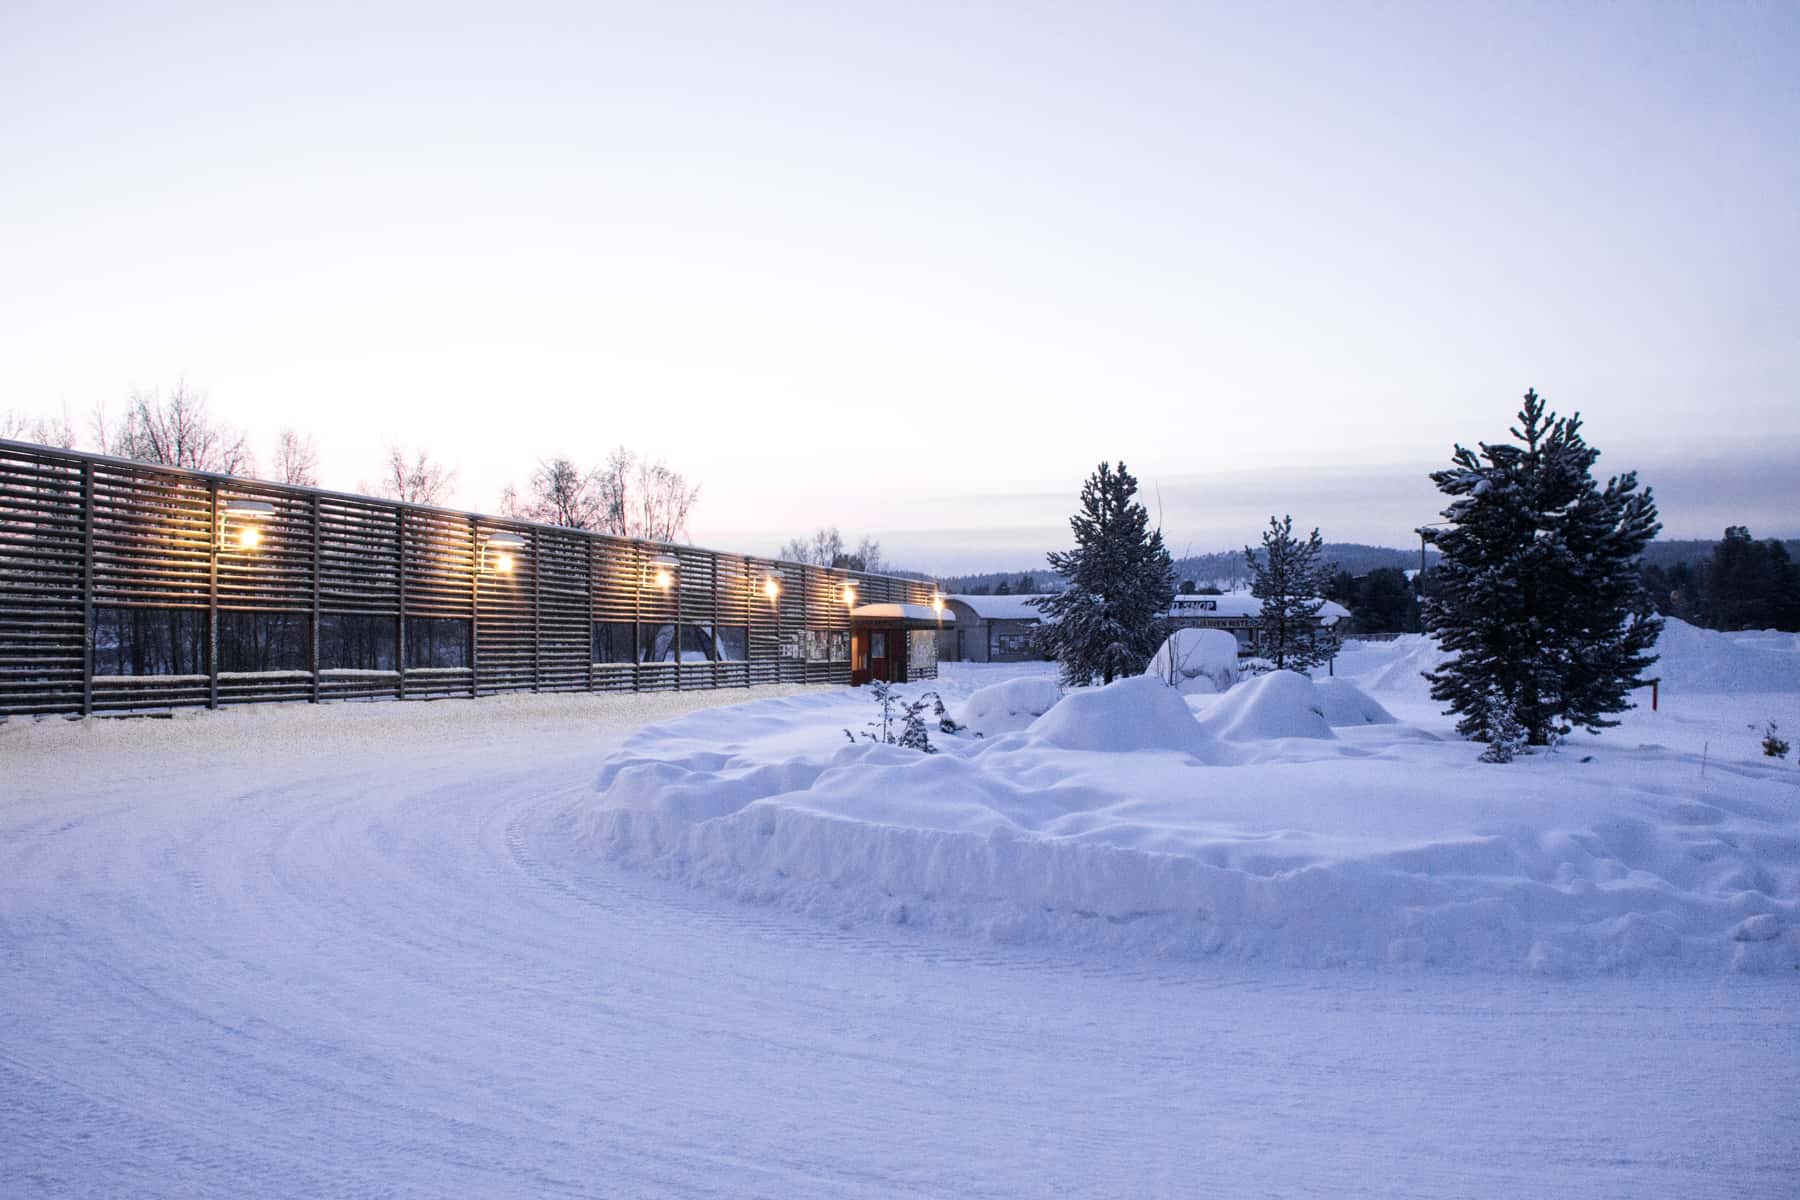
[3,693,1795,1198]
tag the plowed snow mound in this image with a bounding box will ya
[573,672,1800,975]
[958,677,1064,737]
[1314,679,1397,726]
[1651,618,1800,693]
[1334,635,1449,696]
[1145,628,1240,695]
[1026,675,1215,755]
[1198,670,1334,740]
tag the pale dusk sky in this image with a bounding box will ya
[2,2,1795,572]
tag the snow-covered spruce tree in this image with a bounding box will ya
[1036,461,1176,686]
[1423,389,1662,749]
[1244,516,1331,672]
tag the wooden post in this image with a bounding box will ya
[80,461,94,717]
[585,538,595,694]
[632,544,641,694]
[310,495,321,703]
[469,520,480,698]
[207,479,219,709]
[396,507,408,701]
[532,530,541,693]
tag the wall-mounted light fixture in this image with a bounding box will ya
[219,498,275,550]
[648,551,679,590]
[931,592,946,617]
[841,581,857,607]
[763,569,784,601]
[482,531,526,575]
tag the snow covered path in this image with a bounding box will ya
[3,693,1796,1198]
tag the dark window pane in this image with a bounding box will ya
[406,616,470,669]
[681,624,716,662]
[219,610,309,673]
[92,606,206,676]
[639,623,676,663]
[715,626,747,662]
[994,632,1034,657]
[318,613,397,671]
[592,621,636,664]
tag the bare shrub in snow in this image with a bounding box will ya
[846,681,938,753]
[1757,721,1789,759]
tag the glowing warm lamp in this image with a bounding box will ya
[841,583,857,606]
[931,592,945,613]
[763,576,781,600]
[220,498,274,551]
[485,531,526,576]
[649,552,679,590]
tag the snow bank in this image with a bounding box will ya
[1145,628,1240,695]
[1330,620,1800,701]
[1332,635,1448,697]
[1196,670,1334,741]
[1650,617,1800,694]
[957,676,1064,737]
[1026,675,1216,755]
[573,672,1800,976]
[1313,679,1397,727]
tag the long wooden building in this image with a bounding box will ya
[0,438,949,717]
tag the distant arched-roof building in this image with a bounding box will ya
[938,594,1056,663]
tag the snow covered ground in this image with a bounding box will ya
[2,637,1798,1196]
[579,623,1800,975]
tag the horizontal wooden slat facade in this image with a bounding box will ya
[0,439,940,717]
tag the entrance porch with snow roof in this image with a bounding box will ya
[849,602,952,686]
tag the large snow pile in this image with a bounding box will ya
[1026,675,1217,755]
[957,676,1064,737]
[1649,617,1800,693]
[1195,670,1334,741]
[574,671,1800,975]
[1332,620,1800,701]
[1332,634,1449,697]
[1313,678,1397,726]
[1144,628,1240,695]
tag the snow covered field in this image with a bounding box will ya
[3,634,1798,1197]
[581,624,1800,975]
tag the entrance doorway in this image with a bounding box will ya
[851,626,908,686]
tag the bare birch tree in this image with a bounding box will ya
[506,457,605,529]
[374,445,456,506]
[778,527,882,571]
[632,459,700,542]
[0,406,77,448]
[93,384,254,474]
[272,429,319,486]
[577,446,701,541]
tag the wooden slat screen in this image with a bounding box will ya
[0,438,938,716]
[0,447,85,714]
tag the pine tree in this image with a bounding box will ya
[1244,516,1331,671]
[1036,461,1176,686]
[1423,389,1663,750]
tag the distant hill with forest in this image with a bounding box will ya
[939,538,1788,596]
[1642,538,1800,569]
